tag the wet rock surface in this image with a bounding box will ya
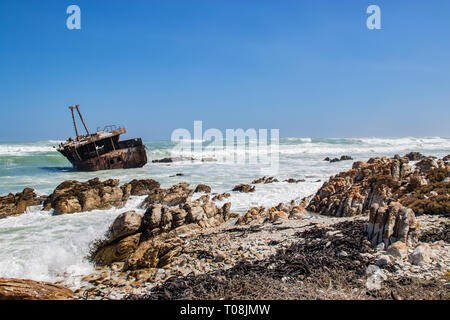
[0,188,39,219]
[324,155,353,163]
[140,182,195,208]
[125,179,160,196]
[251,176,278,184]
[152,157,196,163]
[43,178,130,215]
[232,184,255,193]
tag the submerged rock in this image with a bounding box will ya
[152,157,195,163]
[324,155,353,163]
[251,176,278,184]
[211,192,231,201]
[232,184,255,193]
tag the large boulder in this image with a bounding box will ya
[0,278,74,300]
[404,152,426,161]
[125,179,160,196]
[194,184,211,193]
[43,178,130,215]
[140,182,194,208]
[91,233,141,266]
[365,202,419,249]
[107,210,142,243]
[0,188,39,219]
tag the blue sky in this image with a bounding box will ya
[0,0,449,141]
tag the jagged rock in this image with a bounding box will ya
[90,185,232,271]
[43,178,129,215]
[404,152,426,161]
[236,201,307,225]
[232,184,255,193]
[251,176,278,184]
[307,157,413,217]
[366,202,419,248]
[125,179,160,196]
[236,206,266,225]
[140,182,194,208]
[443,155,450,163]
[0,278,74,300]
[211,192,231,201]
[289,205,307,219]
[325,155,353,163]
[415,157,442,173]
[194,184,211,193]
[0,188,39,219]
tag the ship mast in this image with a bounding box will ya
[68,104,90,138]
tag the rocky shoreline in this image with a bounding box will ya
[0,152,449,300]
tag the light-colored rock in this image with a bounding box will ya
[409,243,432,265]
[387,241,408,259]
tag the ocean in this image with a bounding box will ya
[0,137,449,287]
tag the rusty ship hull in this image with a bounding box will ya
[57,105,148,171]
[59,138,147,171]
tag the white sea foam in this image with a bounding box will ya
[0,196,146,286]
[0,137,449,286]
[0,144,57,156]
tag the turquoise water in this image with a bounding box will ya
[0,137,449,286]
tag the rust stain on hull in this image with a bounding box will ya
[56,105,148,171]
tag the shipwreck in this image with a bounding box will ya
[56,105,147,171]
